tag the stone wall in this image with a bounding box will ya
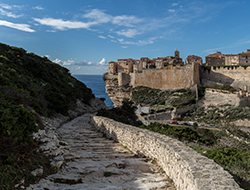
[172,104,197,119]
[147,112,172,120]
[201,66,250,90]
[118,72,130,86]
[91,116,242,190]
[197,88,249,107]
[129,63,200,90]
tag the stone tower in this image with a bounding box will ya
[175,49,180,58]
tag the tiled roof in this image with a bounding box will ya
[238,52,250,55]
[224,54,238,56]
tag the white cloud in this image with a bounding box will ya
[54,58,108,67]
[33,18,97,30]
[83,9,142,27]
[53,58,75,65]
[0,20,35,32]
[118,38,124,42]
[98,58,107,66]
[115,29,141,38]
[83,9,111,23]
[108,35,114,39]
[44,55,51,58]
[98,35,106,39]
[172,3,179,6]
[33,6,44,10]
[112,15,142,27]
[122,46,128,48]
[46,29,56,33]
[118,37,158,46]
[53,58,61,64]
[168,9,175,13]
[0,8,23,18]
[0,3,22,10]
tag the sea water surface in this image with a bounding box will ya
[73,75,114,109]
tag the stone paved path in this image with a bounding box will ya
[28,114,175,190]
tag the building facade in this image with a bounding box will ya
[205,51,225,66]
[107,61,118,74]
[224,54,239,65]
[185,55,203,65]
[239,49,250,65]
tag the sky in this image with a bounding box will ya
[0,0,250,75]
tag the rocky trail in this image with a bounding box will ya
[27,114,175,190]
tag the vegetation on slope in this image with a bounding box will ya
[0,42,95,189]
[132,86,196,108]
[97,98,142,127]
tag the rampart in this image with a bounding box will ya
[201,66,250,91]
[128,63,200,90]
[118,72,130,86]
[91,116,242,190]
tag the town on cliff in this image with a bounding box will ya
[107,49,250,75]
[106,49,250,93]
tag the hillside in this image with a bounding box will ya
[0,42,101,189]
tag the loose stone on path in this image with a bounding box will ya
[28,114,175,190]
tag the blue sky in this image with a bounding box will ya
[0,0,250,74]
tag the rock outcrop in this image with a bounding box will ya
[104,76,132,107]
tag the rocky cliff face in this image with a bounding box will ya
[104,76,132,107]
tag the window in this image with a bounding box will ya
[246,56,248,59]
[247,61,248,63]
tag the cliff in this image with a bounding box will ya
[104,74,132,107]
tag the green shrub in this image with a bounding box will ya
[203,147,250,170]
[0,102,38,146]
[97,98,142,127]
[139,122,216,145]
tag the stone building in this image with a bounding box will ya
[108,50,183,75]
[205,51,225,65]
[140,57,150,69]
[117,59,134,73]
[239,49,250,65]
[185,55,203,65]
[166,49,183,64]
[107,61,118,74]
[133,60,143,73]
[224,54,239,65]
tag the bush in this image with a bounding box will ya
[97,98,142,127]
[139,122,216,145]
[203,147,250,170]
[0,102,38,146]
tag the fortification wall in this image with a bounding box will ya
[130,63,200,90]
[201,66,250,90]
[118,72,130,86]
[91,116,242,190]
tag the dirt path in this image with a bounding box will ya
[27,114,175,190]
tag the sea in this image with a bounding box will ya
[73,75,114,109]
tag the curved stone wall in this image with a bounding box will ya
[90,116,242,190]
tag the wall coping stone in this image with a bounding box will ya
[90,116,242,190]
